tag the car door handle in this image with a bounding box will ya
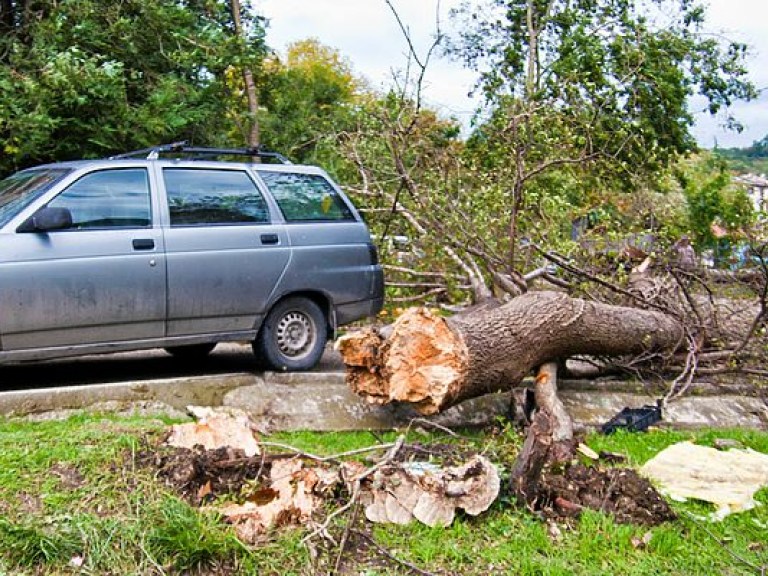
[260,233,279,245]
[132,238,155,250]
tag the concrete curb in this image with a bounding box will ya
[2,370,766,431]
[0,373,257,417]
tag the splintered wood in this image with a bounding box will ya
[217,459,340,544]
[166,406,261,457]
[336,307,469,415]
[361,455,500,528]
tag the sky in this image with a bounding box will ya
[258,0,768,149]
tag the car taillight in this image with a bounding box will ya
[367,242,379,265]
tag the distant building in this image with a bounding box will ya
[733,173,768,213]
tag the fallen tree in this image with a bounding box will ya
[337,264,765,513]
[337,289,689,511]
[337,290,684,415]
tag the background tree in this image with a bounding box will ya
[229,0,264,148]
[259,39,362,165]
[0,0,267,175]
[331,0,756,307]
[676,153,755,263]
[715,133,768,174]
[444,0,756,284]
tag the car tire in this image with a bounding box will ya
[253,297,327,371]
[164,343,217,359]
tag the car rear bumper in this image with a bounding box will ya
[335,296,384,326]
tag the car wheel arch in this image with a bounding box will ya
[260,290,335,337]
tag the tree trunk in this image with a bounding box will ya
[0,0,13,33]
[337,291,684,415]
[509,362,574,507]
[230,0,260,148]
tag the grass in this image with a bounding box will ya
[0,413,766,575]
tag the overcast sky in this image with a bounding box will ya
[259,0,768,149]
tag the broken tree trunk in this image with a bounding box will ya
[509,362,574,507]
[337,291,684,415]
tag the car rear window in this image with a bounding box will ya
[258,171,354,222]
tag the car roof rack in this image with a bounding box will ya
[109,141,292,164]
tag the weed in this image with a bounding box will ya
[0,516,80,566]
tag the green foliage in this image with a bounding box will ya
[0,0,267,175]
[259,39,361,165]
[328,85,465,226]
[327,0,757,304]
[714,134,768,174]
[718,134,768,160]
[676,152,755,252]
[454,0,754,171]
[435,0,758,282]
[0,0,760,302]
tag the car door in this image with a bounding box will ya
[256,169,375,307]
[0,167,166,350]
[160,167,290,336]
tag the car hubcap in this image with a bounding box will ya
[275,311,314,358]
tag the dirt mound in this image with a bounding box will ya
[138,444,269,504]
[539,464,676,526]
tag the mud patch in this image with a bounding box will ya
[539,464,676,526]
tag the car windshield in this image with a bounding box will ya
[0,168,70,227]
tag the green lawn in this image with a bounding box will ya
[0,414,766,575]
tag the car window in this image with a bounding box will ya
[163,169,269,225]
[48,169,151,229]
[0,168,70,227]
[258,171,354,222]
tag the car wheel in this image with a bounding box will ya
[164,343,217,359]
[253,297,327,371]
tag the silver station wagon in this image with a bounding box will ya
[0,143,384,370]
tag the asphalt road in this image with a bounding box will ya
[0,343,344,391]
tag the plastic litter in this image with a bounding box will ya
[601,403,662,434]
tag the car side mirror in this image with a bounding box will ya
[17,206,73,233]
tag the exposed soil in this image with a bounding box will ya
[537,463,676,526]
[137,444,272,504]
[138,439,478,507]
[140,438,673,528]
[132,435,678,575]
[50,461,86,490]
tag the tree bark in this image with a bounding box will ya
[337,291,684,415]
[509,362,574,507]
[230,0,260,148]
[0,0,13,33]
